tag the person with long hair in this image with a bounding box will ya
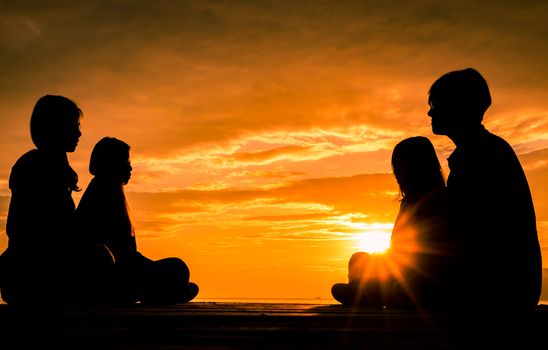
[0,95,113,306]
[331,136,450,308]
[76,137,199,305]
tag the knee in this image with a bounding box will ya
[156,258,190,280]
[348,252,372,283]
[174,259,190,279]
[331,283,357,306]
[349,252,370,266]
[331,283,348,295]
[348,252,371,272]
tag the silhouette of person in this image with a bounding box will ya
[427,68,542,310]
[0,95,114,306]
[332,136,450,308]
[75,137,199,305]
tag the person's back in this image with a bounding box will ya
[77,177,138,263]
[390,186,450,307]
[428,68,541,310]
[1,149,79,305]
[447,128,540,309]
[6,149,77,255]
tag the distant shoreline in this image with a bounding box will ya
[194,297,335,304]
[1,297,547,305]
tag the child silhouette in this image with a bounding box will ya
[0,95,114,306]
[332,136,450,308]
[76,137,199,305]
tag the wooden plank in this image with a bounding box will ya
[0,302,546,349]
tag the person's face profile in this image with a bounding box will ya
[123,157,132,185]
[427,101,455,136]
[64,118,82,152]
[117,149,132,185]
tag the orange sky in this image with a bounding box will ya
[1,1,548,301]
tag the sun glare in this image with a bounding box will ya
[354,230,392,253]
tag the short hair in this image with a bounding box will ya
[89,137,130,177]
[30,95,82,150]
[428,68,491,122]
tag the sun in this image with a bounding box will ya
[353,230,391,253]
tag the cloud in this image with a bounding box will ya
[0,15,41,50]
[2,0,547,165]
[120,172,399,249]
[127,172,397,215]
[246,213,330,222]
[520,147,548,170]
[518,148,548,221]
[246,170,305,179]
[1,0,548,299]
[0,1,546,219]
[232,145,313,164]
[488,111,548,153]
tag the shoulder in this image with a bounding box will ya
[9,149,43,190]
[400,188,447,220]
[402,189,448,227]
[481,129,524,170]
[76,185,91,214]
[481,130,518,158]
[77,178,119,211]
[77,179,98,205]
[12,149,42,167]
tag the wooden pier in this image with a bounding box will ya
[0,302,547,349]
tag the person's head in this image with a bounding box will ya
[89,137,132,185]
[427,68,491,136]
[30,95,83,152]
[391,136,445,200]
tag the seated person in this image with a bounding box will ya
[332,136,450,308]
[76,137,199,305]
[0,95,114,306]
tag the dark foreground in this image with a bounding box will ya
[0,302,547,349]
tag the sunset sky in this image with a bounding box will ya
[1,0,547,301]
